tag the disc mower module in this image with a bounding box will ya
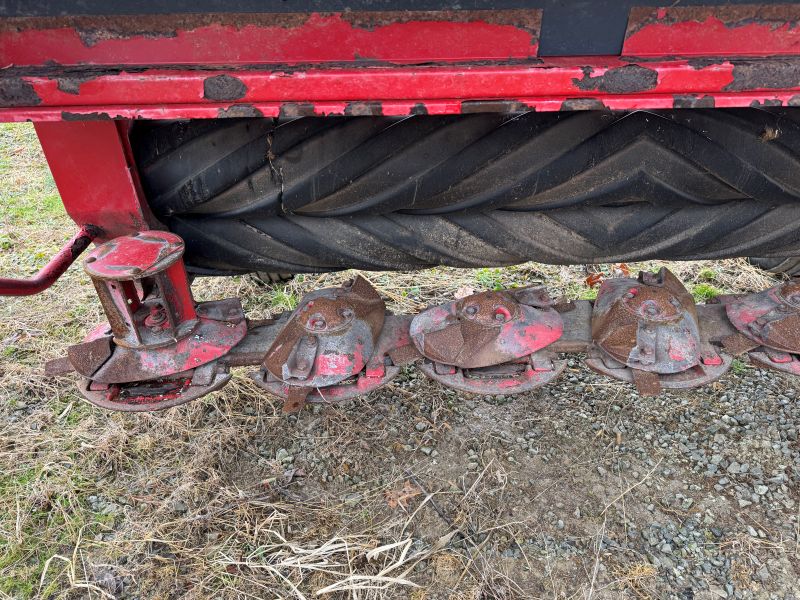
[30,228,800,412]
[3,3,800,413]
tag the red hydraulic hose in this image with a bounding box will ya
[0,225,100,296]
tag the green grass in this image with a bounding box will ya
[0,123,63,226]
[691,282,723,302]
[731,358,748,375]
[698,268,717,282]
[268,286,299,311]
[0,466,114,598]
[475,267,505,290]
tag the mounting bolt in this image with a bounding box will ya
[308,315,327,330]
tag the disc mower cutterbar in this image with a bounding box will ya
[251,276,422,412]
[40,231,799,412]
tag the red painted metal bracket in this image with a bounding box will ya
[0,11,542,68]
[0,224,99,296]
[33,120,161,240]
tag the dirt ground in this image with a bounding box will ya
[1,123,799,599]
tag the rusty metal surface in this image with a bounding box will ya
[1,10,542,68]
[77,360,230,411]
[419,350,565,396]
[252,367,402,409]
[592,268,701,374]
[624,5,800,57]
[5,57,800,122]
[748,347,800,376]
[45,228,800,411]
[263,276,385,388]
[74,298,247,383]
[725,279,800,354]
[410,286,563,369]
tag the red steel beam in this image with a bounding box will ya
[2,7,800,120]
[2,57,800,121]
[623,5,800,57]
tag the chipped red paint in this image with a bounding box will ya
[409,287,563,369]
[0,11,540,68]
[316,350,359,377]
[418,352,566,395]
[79,362,231,412]
[262,276,385,389]
[726,281,800,354]
[255,367,401,403]
[749,349,800,376]
[3,57,800,122]
[624,5,800,57]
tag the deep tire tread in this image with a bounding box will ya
[131,109,800,274]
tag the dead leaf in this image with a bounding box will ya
[585,273,604,288]
[384,480,422,509]
[454,286,475,299]
[616,263,631,277]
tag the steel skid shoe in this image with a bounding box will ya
[587,268,731,396]
[410,286,565,395]
[251,277,415,412]
[67,231,246,410]
[724,278,800,375]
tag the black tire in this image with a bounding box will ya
[748,257,800,277]
[131,109,800,274]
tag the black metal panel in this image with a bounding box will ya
[6,0,800,56]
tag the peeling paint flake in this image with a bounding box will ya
[0,77,41,107]
[573,65,659,94]
[203,74,247,101]
[725,60,800,91]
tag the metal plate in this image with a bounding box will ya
[250,366,401,405]
[78,360,231,411]
[69,298,247,383]
[263,276,385,388]
[586,347,732,395]
[725,280,800,355]
[592,268,700,374]
[419,351,566,395]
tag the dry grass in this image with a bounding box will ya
[0,122,790,598]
